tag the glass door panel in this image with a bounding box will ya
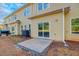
[38,22,49,38]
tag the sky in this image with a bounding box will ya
[0,3,25,24]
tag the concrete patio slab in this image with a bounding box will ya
[17,39,53,55]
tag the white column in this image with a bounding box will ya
[63,8,69,47]
[62,8,65,43]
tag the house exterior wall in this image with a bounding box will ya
[4,4,32,35]
[30,3,70,42]
[65,4,79,41]
[31,3,70,17]
[3,3,79,42]
[31,13,64,42]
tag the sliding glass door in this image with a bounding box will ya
[38,22,49,39]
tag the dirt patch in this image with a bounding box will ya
[0,36,79,56]
[0,36,30,56]
[47,41,79,56]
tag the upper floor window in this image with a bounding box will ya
[24,7,30,16]
[38,3,49,11]
[38,3,42,11]
[11,15,17,21]
[44,3,48,9]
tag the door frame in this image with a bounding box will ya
[37,21,51,39]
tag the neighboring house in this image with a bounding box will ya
[0,24,4,30]
[3,3,79,42]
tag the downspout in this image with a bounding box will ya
[62,8,69,47]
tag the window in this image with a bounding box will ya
[44,23,49,37]
[11,26,15,35]
[38,22,49,37]
[71,18,79,34]
[44,3,48,9]
[38,3,42,11]
[38,3,49,11]
[38,23,43,36]
[21,25,23,31]
[21,25,23,35]
[25,25,26,30]
[29,24,31,35]
[12,26,15,31]
[11,15,17,21]
[38,23,43,30]
[14,15,17,20]
[24,8,30,16]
